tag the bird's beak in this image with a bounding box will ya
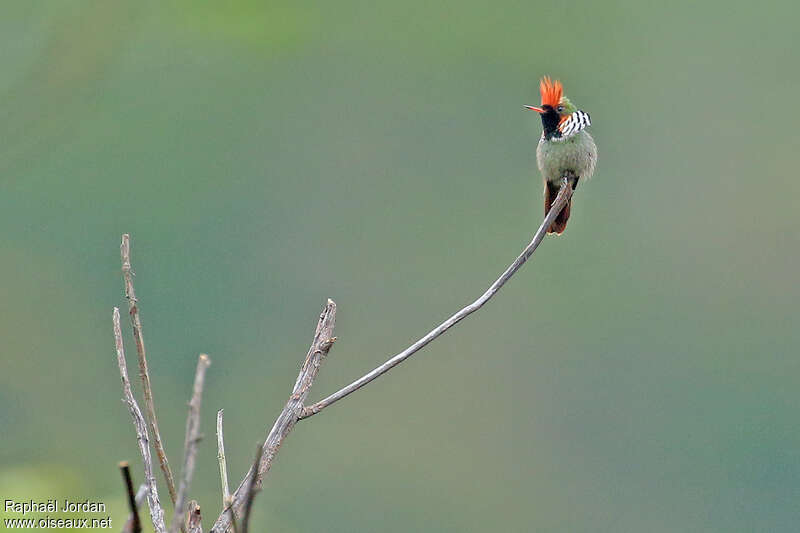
[524,105,544,113]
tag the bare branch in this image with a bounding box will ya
[116,177,570,533]
[216,409,231,506]
[224,502,238,533]
[119,462,141,533]
[300,178,574,418]
[217,409,238,532]
[114,308,167,533]
[210,300,337,533]
[122,484,147,533]
[240,445,264,533]
[187,501,203,533]
[121,234,177,504]
[169,354,211,533]
[225,503,238,533]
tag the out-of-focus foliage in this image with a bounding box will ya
[1,0,798,531]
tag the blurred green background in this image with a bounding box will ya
[1,0,798,531]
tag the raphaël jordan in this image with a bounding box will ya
[4,499,107,514]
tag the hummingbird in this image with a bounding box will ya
[525,77,597,234]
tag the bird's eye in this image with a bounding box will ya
[557,105,564,112]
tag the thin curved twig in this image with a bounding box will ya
[300,177,573,418]
[209,178,573,532]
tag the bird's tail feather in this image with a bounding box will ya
[544,180,573,235]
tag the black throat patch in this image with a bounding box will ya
[540,106,562,140]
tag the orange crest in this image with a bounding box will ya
[539,76,563,108]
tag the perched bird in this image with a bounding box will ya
[525,77,597,234]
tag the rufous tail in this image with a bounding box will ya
[544,179,576,235]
